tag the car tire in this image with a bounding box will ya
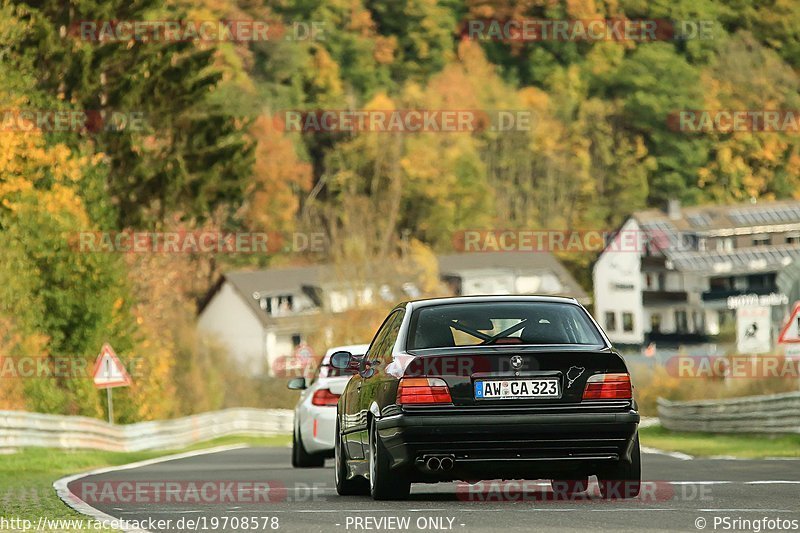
[598,432,641,499]
[335,421,369,495]
[292,427,325,468]
[369,421,410,501]
[551,477,589,496]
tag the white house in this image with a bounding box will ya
[196,266,325,370]
[593,200,800,349]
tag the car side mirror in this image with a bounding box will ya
[329,351,354,370]
[287,377,306,390]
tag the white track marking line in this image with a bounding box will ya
[642,447,799,462]
[53,444,249,533]
[746,480,800,484]
[641,446,694,460]
[709,455,800,461]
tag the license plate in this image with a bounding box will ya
[474,379,559,399]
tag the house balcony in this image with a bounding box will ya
[701,286,775,302]
[641,255,669,271]
[642,290,688,305]
[645,331,711,346]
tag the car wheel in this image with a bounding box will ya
[598,432,641,499]
[551,477,589,496]
[369,421,410,501]
[335,421,369,495]
[292,426,325,468]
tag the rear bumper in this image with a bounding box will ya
[375,408,639,480]
[299,406,337,455]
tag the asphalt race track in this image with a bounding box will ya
[67,447,800,533]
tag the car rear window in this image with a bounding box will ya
[407,302,605,349]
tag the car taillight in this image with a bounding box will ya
[397,377,452,405]
[582,373,632,400]
[311,389,340,406]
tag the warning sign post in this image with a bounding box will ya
[92,343,132,424]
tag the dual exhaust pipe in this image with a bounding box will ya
[423,454,455,472]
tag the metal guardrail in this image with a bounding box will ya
[0,408,293,452]
[657,392,800,434]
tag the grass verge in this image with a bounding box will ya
[0,434,291,528]
[639,425,800,458]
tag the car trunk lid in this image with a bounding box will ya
[401,346,628,407]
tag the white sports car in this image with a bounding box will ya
[288,344,369,467]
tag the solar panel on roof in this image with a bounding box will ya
[665,245,800,272]
[687,213,712,227]
[729,205,800,226]
[641,221,669,230]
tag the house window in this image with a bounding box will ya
[291,334,302,347]
[747,273,775,290]
[716,238,733,251]
[605,312,617,332]
[650,314,661,333]
[709,276,733,291]
[675,310,688,333]
[786,234,800,244]
[692,311,704,333]
[276,295,293,313]
[262,294,294,316]
[622,312,634,332]
[752,235,770,247]
[644,273,661,290]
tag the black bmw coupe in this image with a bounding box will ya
[330,295,640,500]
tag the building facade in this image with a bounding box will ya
[593,200,800,350]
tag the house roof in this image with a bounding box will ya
[226,265,325,300]
[634,199,800,236]
[665,245,800,274]
[437,251,588,301]
[198,251,589,323]
[221,265,326,327]
[631,199,800,274]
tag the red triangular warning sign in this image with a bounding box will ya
[777,303,800,344]
[92,343,132,389]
